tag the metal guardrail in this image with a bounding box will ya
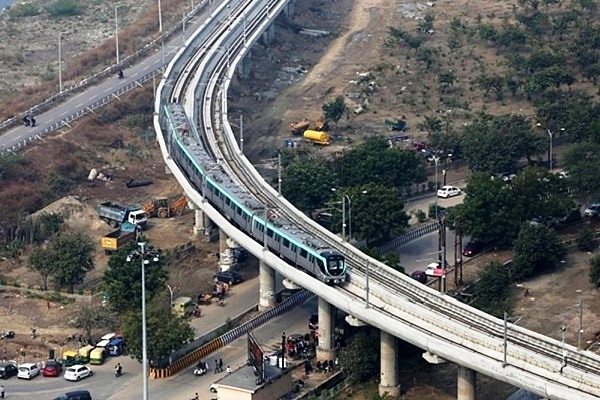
[379,221,441,253]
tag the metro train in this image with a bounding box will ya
[165,113,347,285]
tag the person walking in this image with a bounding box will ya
[214,359,219,373]
[218,358,223,372]
[226,365,231,375]
[0,384,5,399]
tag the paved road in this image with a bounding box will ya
[0,1,222,151]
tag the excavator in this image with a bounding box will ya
[143,195,188,218]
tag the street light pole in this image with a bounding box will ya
[240,113,244,154]
[115,5,122,65]
[126,242,160,400]
[536,123,565,172]
[58,33,63,93]
[166,284,176,309]
[345,195,351,240]
[578,299,583,351]
[433,155,440,220]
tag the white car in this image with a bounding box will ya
[64,364,93,381]
[584,203,600,217]
[437,185,461,198]
[425,262,448,277]
[17,363,40,379]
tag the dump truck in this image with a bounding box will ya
[143,195,188,218]
[289,119,310,135]
[314,116,328,131]
[303,130,330,145]
[100,222,139,255]
[97,202,148,229]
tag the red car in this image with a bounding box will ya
[42,360,63,377]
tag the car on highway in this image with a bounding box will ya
[0,362,18,379]
[17,362,40,379]
[64,364,93,382]
[43,360,63,377]
[214,270,244,286]
[462,241,484,257]
[425,262,448,277]
[584,203,600,217]
[436,185,461,198]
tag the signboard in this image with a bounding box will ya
[247,332,265,383]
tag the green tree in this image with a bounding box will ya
[438,71,457,91]
[337,329,380,385]
[347,184,409,245]
[560,142,600,199]
[589,254,600,287]
[43,232,95,292]
[71,302,118,342]
[101,247,168,314]
[28,247,56,290]
[322,96,348,127]
[461,114,544,174]
[121,299,194,363]
[577,227,595,252]
[281,160,335,214]
[472,261,512,317]
[511,224,565,280]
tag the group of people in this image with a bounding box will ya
[285,333,317,360]
[22,115,36,127]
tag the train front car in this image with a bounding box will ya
[320,250,347,285]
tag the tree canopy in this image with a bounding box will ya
[101,246,168,314]
[121,299,194,364]
[472,261,512,317]
[511,223,566,281]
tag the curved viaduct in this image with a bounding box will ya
[153,0,600,399]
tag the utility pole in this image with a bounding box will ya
[277,153,282,194]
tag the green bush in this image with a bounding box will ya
[46,0,83,17]
[7,3,40,19]
[577,227,595,252]
[416,209,427,222]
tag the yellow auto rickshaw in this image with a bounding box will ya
[61,350,80,367]
[78,345,95,364]
[89,347,106,365]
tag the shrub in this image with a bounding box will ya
[577,227,595,252]
[46,0,83,17]
[7,3,40,19]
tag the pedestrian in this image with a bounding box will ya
[226,365,231,375]
[218,358,223,372]
[193,392,199,400]
[0,384,5,399]
[214,359,219,373]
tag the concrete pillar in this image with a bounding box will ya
[316,297,335,362]
[193,209,205,237]
[283,0,295,18]
[259,260,276,311]
[457,365,476,400]
[262,24,275,46]
[236,51,251,79]
[379,331,400,397]
[219,228,228,254]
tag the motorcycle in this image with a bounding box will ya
[193,362,208,376]
[0,331,15,340]
[115,366,123,377]
[117,69,124,79]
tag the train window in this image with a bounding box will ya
[225,198,231,206]
[282,238,290,248]
[267,229,273,238]
[300,249,307,258]
[236,206,242,215]
[290,244,297,252]
[274,234,281,243]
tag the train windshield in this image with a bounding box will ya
[326,256,346,275]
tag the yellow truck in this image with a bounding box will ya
[100,222,139,255]
[303,130,330,145]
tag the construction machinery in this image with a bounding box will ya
[143,195,188,218]
[303,130,330,145]
[289,119,310,135]
[314,116,328,131]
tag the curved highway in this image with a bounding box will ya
[153,1,600,399]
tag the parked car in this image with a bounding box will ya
[0,362,18,379]
[425,262,448,277]
[53,390,92,400]
[43,360,63,377]
[437,185,461,198]
[584,203,600,217]
[64,365,93,382]
[17,363,40,379]
[462,241,484,257]
[213,270,243,285]
[529,216,559,228]
[409,270,428,284]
